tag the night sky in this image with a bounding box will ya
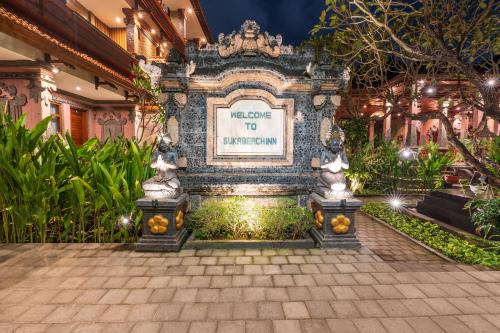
[200,0,325,46]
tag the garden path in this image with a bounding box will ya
[0,213,499,333]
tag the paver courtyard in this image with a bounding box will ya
[1,213,499,333]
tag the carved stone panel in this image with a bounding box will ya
[167,116,179,146]
[0,82,27,121]
[97,112,127,142]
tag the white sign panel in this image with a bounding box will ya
[216,99,285,156]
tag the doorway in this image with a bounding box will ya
[70,108,88,145]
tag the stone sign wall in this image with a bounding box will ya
[159,21,345,196]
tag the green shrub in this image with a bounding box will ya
[0,113,153,243]
[466,197,500,241]
[361,203,500,267]
[187,197,313,240]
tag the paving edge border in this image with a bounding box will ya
[184,233,315,249]
[359,211,457,264]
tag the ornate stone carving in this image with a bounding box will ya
[317,123,351,199]
[320,118,331,146]
[330,95,341,107]
[185,60,196,77]
[138,59,162,88]
[313,95,326,109]
[331,214,351,234]
[0,82,27,121]
[97,112,127,141]
[314,210,324,229]
[142,134,181,199]
[218,20,283,58]
[147,215,169,234]
[174,93,187,107]
[166,116,179,145]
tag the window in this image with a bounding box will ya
[49,104,61,135]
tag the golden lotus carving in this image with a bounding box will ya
[314,210,324,229]
[148,214,169,234]
[175,210,184,230]
[331,214,351,234]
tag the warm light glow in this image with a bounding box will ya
[163,41,168,47]
[486,78,496,87]
[138,12,143,19]
[187,8,193,14]
[120,216,130,225]
[151,28,156,34]
[426,86,435,94]
[418,79,425,84]
[75,86,81,91]
[51,66,60,74]
[115,17,121,23]
[390,198,401,208]
[201,37,207,43]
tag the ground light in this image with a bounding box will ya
[388,193,406,211]
[120,215,130,225]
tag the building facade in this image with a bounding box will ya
[0,0,212,143]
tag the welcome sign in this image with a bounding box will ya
[216,99,285,156]
[206,90,294,167]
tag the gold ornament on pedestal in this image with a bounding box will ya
[148,215,169,234]
[331,214,351,234]
[314,210,324,229]
[175,210,184,230]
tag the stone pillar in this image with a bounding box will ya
[368,120,375,147]
[383,101,392,142]
[60,103,71,134]
[123,8,137,54]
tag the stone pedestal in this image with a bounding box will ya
[136,193,189,252]
[309,192,362,249]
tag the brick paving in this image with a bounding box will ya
[0,213,499,332]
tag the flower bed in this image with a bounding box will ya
[361,203,500,267]
[187,197,314,241]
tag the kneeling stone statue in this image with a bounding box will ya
[317,123,351,199]
[143,133,181,199]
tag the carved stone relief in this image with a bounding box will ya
[97,111,127,141]
[313,95,326,110]
[217,20,283,58]
[0,82,27,121]
[166,116,179,146]
[173,93,187,108]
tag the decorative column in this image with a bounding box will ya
[383,101,392,142]
[176,9,187,39]
[123,8,137,54]
[368,120,375,147]
[409,83,421,146]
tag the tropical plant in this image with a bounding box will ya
[313,0,499,187]
[0,113,153,243]
[416,142,456,188]
[465,197,500,241]
[187,197,313,241]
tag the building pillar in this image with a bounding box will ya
[409,83,421,146]
[472,108,484,130]
[369,120,375,147]
[176,9,186,39]
[460,113,469,139]
[438,100,450,148]
[383,101,392,142]
[60,103,71,134]
[123,8,137,54]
